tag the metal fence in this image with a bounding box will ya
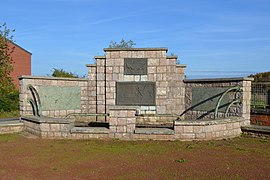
[251,82,270,109]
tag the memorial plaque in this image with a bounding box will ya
[124,58,147,75]
[116,82,156,105]
[192,87,231,112]
[39,86,81,110]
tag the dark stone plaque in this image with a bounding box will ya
[124,58,147,75]
[116,82,156,105]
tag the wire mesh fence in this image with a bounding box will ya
[251,82,270,109]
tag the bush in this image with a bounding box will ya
[0,90,19,112]
[51,68,79,78]
[108,38,136,48]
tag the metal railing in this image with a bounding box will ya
[251,82,270,109]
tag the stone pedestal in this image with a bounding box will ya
[109,106,137,139]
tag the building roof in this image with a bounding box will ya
[9,41,32,55]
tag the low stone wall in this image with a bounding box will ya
[19,76,89,118]
[136,115,177,127]
[183,77,253,126]
[174,117,244,140]
[22,116,74,138]
[21,114,244,141]
[0,122,24,134]
[241,125,270,139]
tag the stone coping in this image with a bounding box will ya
[109,106,139,110]
[184,77,254,83]
[0,120,23,126]
[18,76,88,81]
[86,63,187,68]
[21,116,74,124]
[0,117,20,121]
[71,127,109,134]
[241,125,270,133]
[137,114,178,117]
[86,64,96,67]
[135,128,174,135]
[166,55,178,59]
[103,47,168,52]
[94,56,106,59]
[176,64,187,68]
[174,117,244,126]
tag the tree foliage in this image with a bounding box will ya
[0,22,16,94]
[0,91,19,112]
[249,71,270,82]
[51,68,79,78]
[108,38,136,48]
[0,22,18,112]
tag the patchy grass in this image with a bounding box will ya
[0,134,269,179]
[175,158,188,163]
[0,110,20,118]
[0,133,19,142]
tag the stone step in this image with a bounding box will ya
[70,127,109,134]
[134,128,174,135]
[241,125,270,134]
[0,120,23,126]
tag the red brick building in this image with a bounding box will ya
[8,42,32,88]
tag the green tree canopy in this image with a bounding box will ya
[249,71,270,82]
[108,38,136,48]
[0,22,16,94]
[0,22,19,112]
[51,68,79,78]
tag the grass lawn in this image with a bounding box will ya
[0,110,20,118]
[0,133,269,179]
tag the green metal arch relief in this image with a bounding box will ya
[27,85,82,116]
[27,84,42,117]
[214,86,242,119]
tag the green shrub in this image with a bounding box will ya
[0,110,19,118]
[0,90,19,112]
[51,68,79,78]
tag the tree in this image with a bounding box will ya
[0,22,18,112]
[51,68,79,78]
[249,71,270,82]
[108,38,136,48]
[0,22,16,94]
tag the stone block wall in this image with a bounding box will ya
[19,76,89,118]
[86,48,186,124]
[0,123,24,134]
[22,116,74,138]
[136,116,177,126]
[109,106,136,139]
[174,118,244,140]
[183,78,253,125]
[87,64,97,115]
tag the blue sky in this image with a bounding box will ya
[1,0,270,78]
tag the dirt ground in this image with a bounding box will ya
[0,133,269,179]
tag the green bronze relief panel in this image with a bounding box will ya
[192,87,231,112]
[39,86,81,110]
